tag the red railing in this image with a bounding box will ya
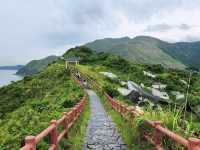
[104,93,200,150]
[20,96,87,150]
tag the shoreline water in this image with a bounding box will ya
[0,70,22,87]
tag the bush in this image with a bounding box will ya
[147,64,164,73]
[62,100,76,108]
[103,84,119,98]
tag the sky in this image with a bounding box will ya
[1,0,200,65]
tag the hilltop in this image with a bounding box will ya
[85,36,200,69]
[16,55,58,76]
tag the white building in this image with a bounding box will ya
[99,72,118,79]
[143,71,156,78]
[152,83,167,90]
[120,81,127,86]
[127,81,140,92]
[171,91,185,100]
[117,88,132,96]
[152,88,169,100]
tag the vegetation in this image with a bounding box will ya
[0,60,85,149]
[65,46,200,111]
[16,55,58,76]
[59,100,90,150]
[64,46,200,148]
[96,91,153,150]
[1,45,200,149]
[86,35,200,69]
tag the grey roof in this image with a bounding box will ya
[65,57,81,61]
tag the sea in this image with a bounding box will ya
[0,70,22,87]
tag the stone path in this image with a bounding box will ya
[82,90,127,150]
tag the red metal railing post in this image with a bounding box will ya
[153,121,163,150]
[73,107,77,121]
[119,105,122,115]
[50,120,57,150]
[62,112,68,130]
[188,137,200,150]
[25,136,36,150]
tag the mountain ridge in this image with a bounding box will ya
[16,55,58,76]
[85,35,200,69]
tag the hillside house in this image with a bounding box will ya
[152,88,169,100]
[99,72,118,79]
[152,83,167,90]
[143,71,156,78]
[171,91,185,100]
[127,81,140,92]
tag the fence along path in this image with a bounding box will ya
[82,90,127,150]
[20,70,87,150]
[78,70,200,150]
[20,96,86,150]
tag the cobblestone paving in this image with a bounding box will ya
[82,90,127,150]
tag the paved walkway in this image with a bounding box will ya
[82,90,127,150]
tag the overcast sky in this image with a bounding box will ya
[1,0,200,65]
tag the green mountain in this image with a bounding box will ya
[85,36,200,69]
[159,41,200,68]
[16,55,58,76]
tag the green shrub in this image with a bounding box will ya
[103,84,119,98]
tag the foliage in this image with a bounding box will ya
[0,62,84,149]
[85,36,187,69]
[59,100,90,150]
[103,83,119,98]
[74,47,200,143]
[16,55,58,76]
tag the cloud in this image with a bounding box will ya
[0,0,200,65]
[179,24,191,30]
[144,23,192,32]
[145,24,173,32]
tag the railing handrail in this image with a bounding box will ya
[20,96,87,150]
[80,71,200,150]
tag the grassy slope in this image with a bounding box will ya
[0,60,86,149]
[16,55,58,76]
[160,41,200,68]
[85,36,186,69]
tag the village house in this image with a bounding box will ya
[143,71,156,78]
[171,91,185,100]
[152,82,167,90]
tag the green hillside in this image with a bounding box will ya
[63,47,200,142]
[85,36,200,69]
[0,59,85,149]
[16,55,58,76]
[1,46,200,149]
[159,41,200,68]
